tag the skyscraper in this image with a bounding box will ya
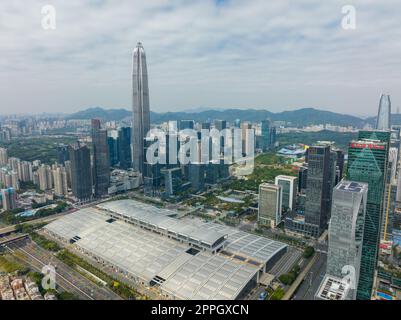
[258,183,283,228]
[303,145,337,237]
[179,120,195,130]
[347,132,390,300]
[132,42,150,174]
[325,181,368,300]
[56,144,70,165]
[91,119,110,197]
[261,120,271,152]
[376,94,391,130]
[335,149,345,185]
[214,120,227,131]
[143,136,162,197]
[118,127,132,170]
[69,142,92,202]
[107,135,119,167]
[275,175,298,212]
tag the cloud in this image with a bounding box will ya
[0,0,400,116]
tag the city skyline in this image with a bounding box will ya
[0,1,400,116]
[1,1,401,304]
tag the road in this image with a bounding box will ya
[0,209,77,236]
[247,285,267,300]
[3,238,122,300]
[269,247,302,277]
[292,252,327,300]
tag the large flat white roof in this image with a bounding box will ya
[97,200,227,248]
[44,200,287,300]
[44,208,258,299]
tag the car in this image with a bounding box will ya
[258,291,267,300]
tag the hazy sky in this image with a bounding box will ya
[0,0,400,116]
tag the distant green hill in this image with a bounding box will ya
[65,107,132,121]
[65,106,385,128]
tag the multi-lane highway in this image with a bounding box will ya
[269,247,303,277]
[292,251,327,300]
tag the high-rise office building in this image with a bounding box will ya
[118,127,132,170]
[179,120,195,131]
[261,120,271,152]
[376,94,391,131]
[335,150,345,185]
[201,122,211,130]
[261,119,276,151]
[258,183,283,228]
[325,181,368,300]
[214,120,227,154]
[161,167,184,197]
[298,164,308,193]
[132,42,151,174]
[56,144,70,165]
[214,120,227,131]
[347,132,390,300]
[69,142,92,202]
[64,160,72,189]
[188,163,205,192]
[1,187,16,211]
[143,137,162,197]
[241,122,254,156]
[91,119,110,197]
[107,135,119,167]
[275,175,298,212]
[270,126,277,148]
[303,145,337,237]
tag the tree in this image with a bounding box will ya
[303,246,315,259]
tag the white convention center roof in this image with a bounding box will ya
[45,201,287,300]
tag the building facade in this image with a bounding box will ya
[69,142,92,202]
[258,183,282,228]
[376,94,391,131]
[274,175,298,212]
[347,131,390,300]
[132,42,151,174]
[91,119,110,197]
[326,180,368,300]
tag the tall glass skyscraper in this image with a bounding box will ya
[274,175,298,211]
[304,145,337,236]
[69,142,92,202]
[326,180,368,300]
[118,127,132,170]
[261,120,271,152]
[346,131,390,299]
[132,42,150,174]
[91,119,110,197]
[376,94,391,130]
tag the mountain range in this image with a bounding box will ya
[65,106,401,128]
